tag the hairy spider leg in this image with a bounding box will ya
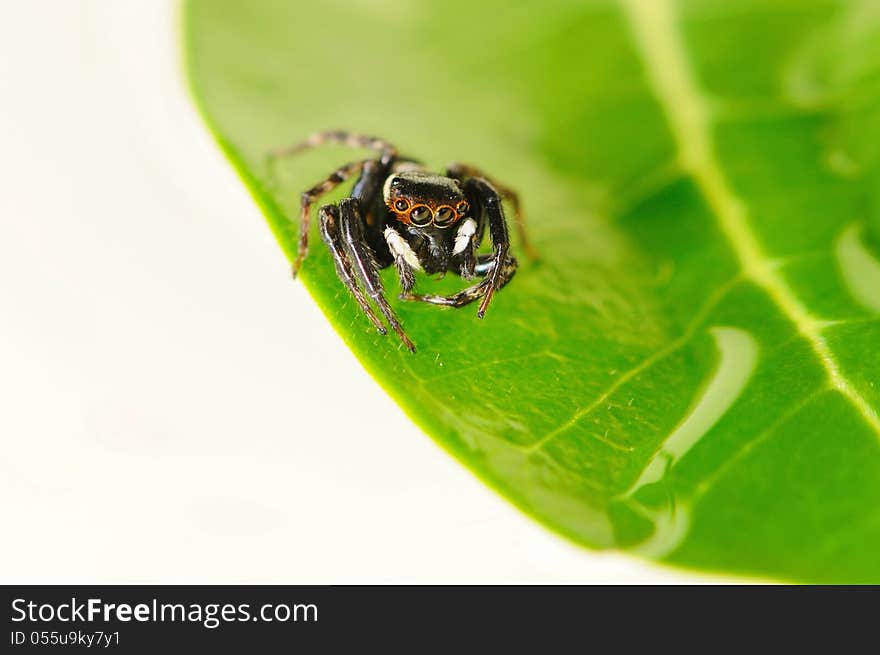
[474,253,511,277]
[269,130,398,164]
[338,198,416,352]
[400,255,518,308]
[447,163,539,261]
[468,178,512,318]
[289,159,369,277]
[318,204,386,335]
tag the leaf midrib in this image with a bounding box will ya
[621,0,880,439]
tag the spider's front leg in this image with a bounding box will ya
[447,162,538,261]
[318,204,386,336]
[466,178,514,318]
[400,254,517,309]
[338,198,416,352]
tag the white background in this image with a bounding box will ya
[0,1,714,583]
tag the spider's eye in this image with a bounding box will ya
[457,201,469,215]
[394,199,409,212]
[435,207,455,226]
[409,206,432,226]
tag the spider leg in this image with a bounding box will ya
[400,255,518,308]
[468,178,513,318]
[269,130,397,165]
[474,252,506,276]
[289,159,369,277]
[447,162,539,261]
[318,204,386,335]
[338,198,416,352]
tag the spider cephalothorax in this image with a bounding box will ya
[384,172,469,228]
[268,130,537,353]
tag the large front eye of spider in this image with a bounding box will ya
[409,205,432,226]
[394,199,409,212]
[434,206,455,227]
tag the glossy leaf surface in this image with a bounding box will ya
[184,0,880,582]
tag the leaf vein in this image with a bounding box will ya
[524,275,743,454]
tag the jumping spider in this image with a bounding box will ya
[268,130,536,352]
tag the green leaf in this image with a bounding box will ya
[183,0,880,582]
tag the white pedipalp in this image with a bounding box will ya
[384,227,423,270]
[453,218,477,255]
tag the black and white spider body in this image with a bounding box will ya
[269,130,536,352]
